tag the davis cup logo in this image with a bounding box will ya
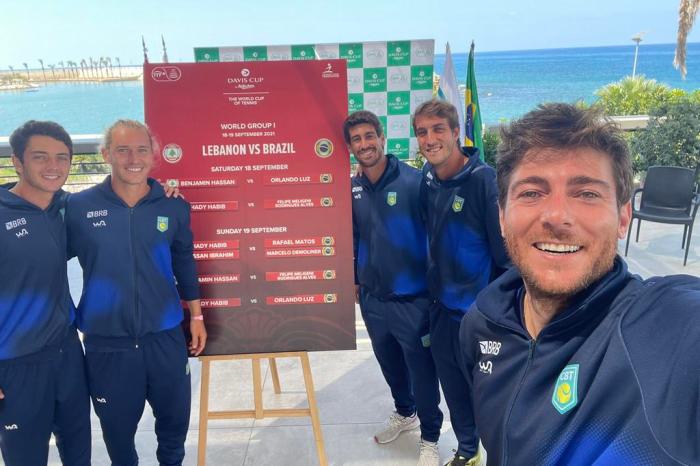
[241,68,250,77]
[151,66,182,82]
[162,144,183,163]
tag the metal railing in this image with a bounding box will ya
[0,135,110,191]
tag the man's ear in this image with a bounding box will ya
[617,200,632,239]
[11,154,23,177]
[498,201,506,238]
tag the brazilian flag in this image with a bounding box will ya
[465,41,483,156]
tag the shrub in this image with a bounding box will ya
[630,99,700,177]
[482,129,500,167]
[594,75,685,116]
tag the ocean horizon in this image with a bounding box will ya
[0,42,698,136]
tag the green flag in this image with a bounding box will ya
[464,41,483,156]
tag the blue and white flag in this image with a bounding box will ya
[437,42,464,140]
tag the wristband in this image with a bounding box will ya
[191,315,204,321]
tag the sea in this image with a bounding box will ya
[0,42,698,136]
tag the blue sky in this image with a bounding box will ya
[2,0,698,67]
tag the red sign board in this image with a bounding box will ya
[144,61,355,355]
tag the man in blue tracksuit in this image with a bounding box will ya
[0,121,91,466]
[346,111,443,466]
[66,119,206,466]
[414,100,510,466]
[460,103,700,465]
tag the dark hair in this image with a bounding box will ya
[343,110,383,144]
[412,99,460,132]
[10,120,73,162]
[102,119,154,150]
[497,103,633,207]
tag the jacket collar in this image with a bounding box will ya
[475,256,633,337]
[0,184,66,213]
[423,146,481,188]
[354,154,400,191]
[96,176,164,206]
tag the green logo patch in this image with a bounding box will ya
[387,192,397,206]
[386,138,409,159]
[348,93,364,113]
[194,47,220,63]
[411,65,433,90]
[387,41,411,66]
[363,68,387,92]
[157,216,169,232]
[552,364,579,414]
[340,43,363,68]
[292,44,315,60]
[452,195,464,213]
[243,46,267,61]
[387,91,411,115]
[421,334,431,348]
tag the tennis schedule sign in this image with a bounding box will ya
[194,40,435,160]
[144,61,356,355]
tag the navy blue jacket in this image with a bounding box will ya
[66,177,199,338]
[352,155,428,299]
[421,148,509,316]
[0,188,73,359]
[460,257,700,465]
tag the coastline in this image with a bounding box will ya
[0,65,143,91]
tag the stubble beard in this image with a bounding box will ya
[503,228,619,301]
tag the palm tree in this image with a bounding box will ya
[22,62,29,80]
[80,59,87,79]
[38,59,46,81]
[105,57,113,76]
[48,64,56,80]
[115,57,122,78]
[674,0,700,78]
[58,61,65,79]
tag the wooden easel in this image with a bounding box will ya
[197,352,327,466]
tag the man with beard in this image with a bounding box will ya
[460,103,700,465]
[0,120,91,466]
[346,111,443,466]
[414,100,509,466]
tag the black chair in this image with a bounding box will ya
[625,166,700,266]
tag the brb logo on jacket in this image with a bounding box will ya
[552,364,579,414]
[352,186,363,199]
[87,209,108,228]
[6,217,29,237]
[157,216,169,232]
[479,340,501,355]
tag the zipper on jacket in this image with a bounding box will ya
[501,338,537,466]
[129,207,140,340]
